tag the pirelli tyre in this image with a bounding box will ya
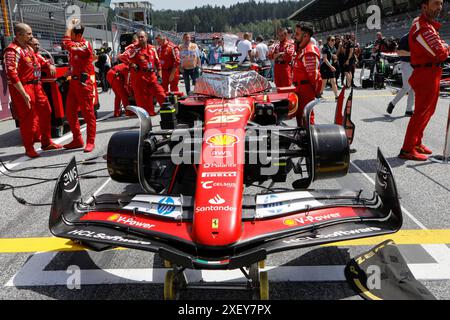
[107,131,140,183]
[310,124,350,181]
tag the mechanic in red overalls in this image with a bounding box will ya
[292,22,322,127]
[106,63,130,117]
[4,24,61,158]
[155,34,180,93]
[62,19,97,153]
[268,27,295,88]
[399,0,450,161]
[119,30,166,116]
[29,37,62,150]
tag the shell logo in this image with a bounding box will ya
[283,219,297,227]
[206,134,239,147]
[107,214,121,221]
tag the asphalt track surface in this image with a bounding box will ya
[0,72,449,300]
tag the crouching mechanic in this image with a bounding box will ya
[119,30,166,116]
[4,23,61,158]
[292,22,322,127]
[106,63,130,117]
[155,34,180,93]
[29,37,63,151]
[62,19,97,153]
[398,0,450,161]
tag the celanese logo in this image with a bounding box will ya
[201,181,236,190]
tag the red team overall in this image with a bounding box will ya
[120,30,166,116]
[4,24,60,158]
[268,28,295,88]
[62,20,97,153]
[106,63,130,117]
[399,0,450,161]
[292,22,322,127]
[156,35,180,93]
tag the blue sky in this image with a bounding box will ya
[111,0,283,11]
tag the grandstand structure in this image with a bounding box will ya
[112,1,153,38]
[289,0,450,46]
[0,0,112,50]
[0,0,158,54]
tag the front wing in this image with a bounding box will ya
[49,149,402,270]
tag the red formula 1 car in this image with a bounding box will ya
[49,71,402,299]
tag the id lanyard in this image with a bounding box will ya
[30,52,41,80]
[33,62,41,80]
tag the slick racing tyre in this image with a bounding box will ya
[107,131,139,183]
[310,124,350,181]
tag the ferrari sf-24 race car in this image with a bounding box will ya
[49,71,402,299]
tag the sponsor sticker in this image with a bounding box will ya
[201,172,237,178]
[206,134,239,147]
[282,227,382,244]
[105,215,156,230]
[206,107,247,114]
[195,205,236,213]
[208,194,226,205]
[283,212,342,226]
[210,150,232,158]
[203,163,237,169]
[107,214,121,221]
[212,219,219,229]
[201,181,236,190]
[207,115,243,125]
[67,230,151,245]
[123,195,182,219]
[63,165,79,193]
[157,197,176,215]
[263,195,284,214]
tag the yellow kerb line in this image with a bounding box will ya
[1,230,450,253]
[321,229,450,247]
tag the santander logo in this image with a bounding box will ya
[208,194,226,205]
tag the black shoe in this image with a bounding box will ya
[387,102,395,115]
[405,111,414,117]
